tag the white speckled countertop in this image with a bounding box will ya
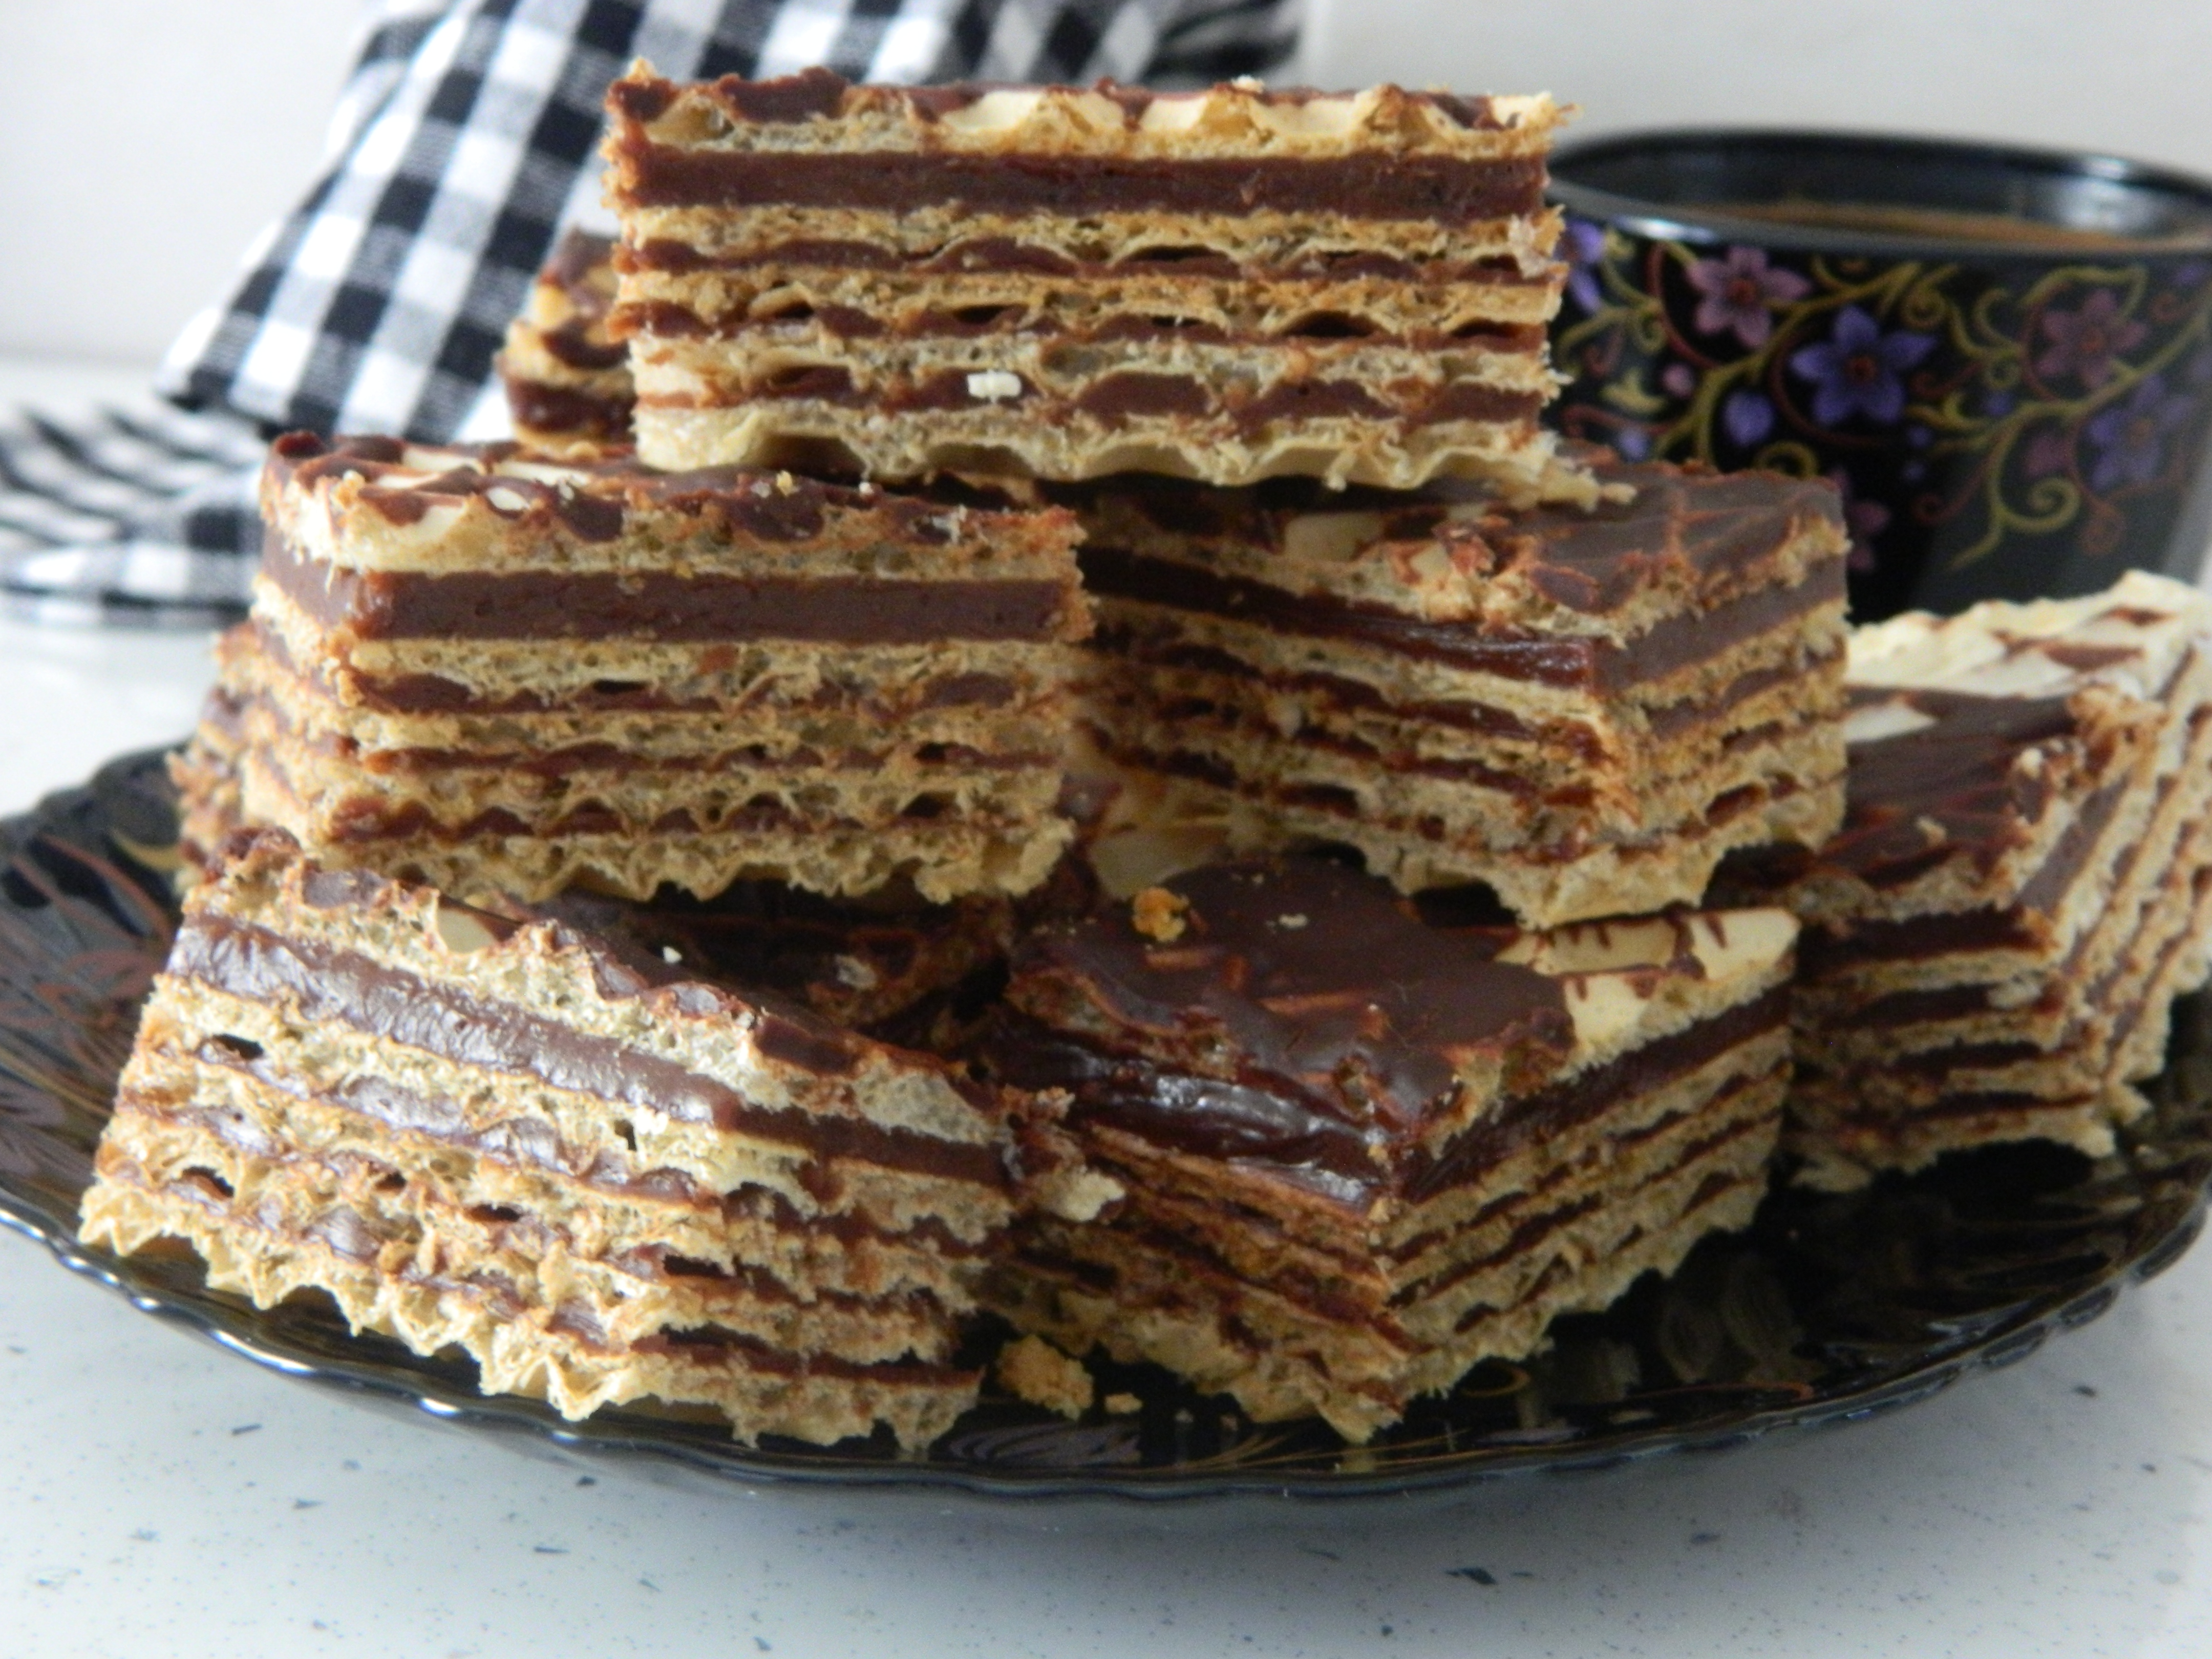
[6,359,2212,1658]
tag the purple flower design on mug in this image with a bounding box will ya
[1826,468,1891,572]
[2084,374,2196,492]
[1789,306,1936,427]
[2035,289,2146,390]
[1723,389,1775,448]
[1683,247,1811,350]
[1563,218,1607,315]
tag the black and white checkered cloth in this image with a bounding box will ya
[2,0,1300,627]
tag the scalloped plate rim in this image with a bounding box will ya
[3,1178,2199,1503]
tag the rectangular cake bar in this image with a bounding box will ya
[604,67,1584,497]
[175,434,1089,904]
[497,229,634,454]
[79,832,1032,1448]
[1073,460,1851,926]
[984,856,1798,1441]
[1730,570,2212,1187]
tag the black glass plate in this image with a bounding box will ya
[3,749,2209,1505]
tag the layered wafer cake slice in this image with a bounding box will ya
[1720,570,2212,1188]
[498,229,634,453]
[604,67,1585,498]
[80,832,1030,1447]
[174,433,1089,903]
[983,856,1798,1441]
[1073,459,1850,926]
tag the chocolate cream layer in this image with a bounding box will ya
[1012,1073,1775,1349]
[262,533,1076,646]
[623,296,1549,352]
[625,234,1555,288]
[609,136,1545,225]
[123,1064,995,1267]
[638,369,1544,437]
[505,382,634,443]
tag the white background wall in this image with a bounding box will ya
[5,1,2212,370]
[1303,1,2212,173]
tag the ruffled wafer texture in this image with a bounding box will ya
[604,67,1584,497]
[1717,570,2212,1188]
[79,834,1032,1448]
[1070,461,1849,927]
[173,434,1091,904]
[984,857,1796,1441]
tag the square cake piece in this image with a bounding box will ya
[174,434,1090,904]
[984,856,1798,1441]
[498,228,634,454]
[1073,460,1851,926]
[603,67,1584,497]
[1722,570,2212,1188]
[79,832,1029,1448]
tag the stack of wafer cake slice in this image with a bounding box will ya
[1722,570,2212,1188]
[987,857,1799,1440]
[1071,461,1849,925]
[81,833,1036,1447]
[603,68,1583,498]
[175,432,1089,904]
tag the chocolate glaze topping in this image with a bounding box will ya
[1080,544,1844,691]
[1000,858,1573,1152]
[1820,689,2091,883]
[1084,460,1843,616]
[611,69,1519,133]
[265,433,1062,550]
[170,904,1007,1189]
[527,228,625,370]
[545,227,617,295]
[524,881,1016,1034]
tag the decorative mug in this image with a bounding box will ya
[1547,130,2212,620]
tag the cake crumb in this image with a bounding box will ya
[997,1335,1094,1418]
[1132,886,1191,942]
[1103,1392,1141,1415]
[966,370,1024,402]
[1036,1164,1125,1224]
